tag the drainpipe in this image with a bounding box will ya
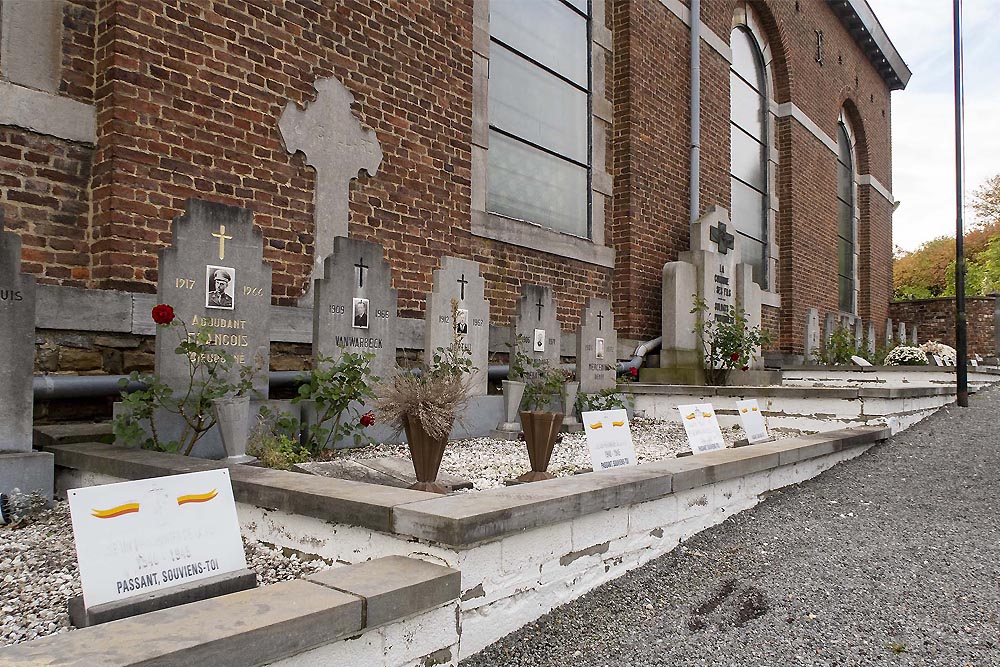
[689,0,701,224]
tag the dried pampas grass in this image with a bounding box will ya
[377,372,471,441]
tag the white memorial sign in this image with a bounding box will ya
[582,409,637,471]
[736,399,770,444]
[68,469,247,608]
[678,403,725,454]
[932,354,943,366]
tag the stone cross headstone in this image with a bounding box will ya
[661,207,763,377]
[885,319,893,348]
[278,76,384,298]
[853,317,864,352]
[513,284,561,374]
[424,257,490,395]
[0,209,51,497]
[867,321,876,357]
[156,199,272,398]
[0,210,35,454]
[804,308,820,362]
[313,237,398,382]
[897,321,907,345]
[576,298,617,393]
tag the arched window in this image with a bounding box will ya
[837,112,857,313]
[729,25,769,288]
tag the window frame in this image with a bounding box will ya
[836,111,859,314]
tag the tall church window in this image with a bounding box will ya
[729,25,768,289]
[837,114,857,313]
[487,0,591,238]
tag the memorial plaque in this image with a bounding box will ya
[804,308,820,361]
[67,469,247,609]
[512,284,561,374]
[736,399,770,444]
[582,409,637,471]
[156,200,272,398]
[313,237,397,381]
[0,210,35,453]
[576,298,618,393]
[678,403,725,454]
[424,257,490,395]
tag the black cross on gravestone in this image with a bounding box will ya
[709,222,735,255]
[355,257,369,288]
[597,311,604,331]
[457,273,468,300]
[536,299,544,320]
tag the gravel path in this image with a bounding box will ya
[463,387,1000,667]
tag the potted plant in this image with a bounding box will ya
[517,361,566,482]
[378,299,473,493]
[691,296,771,386]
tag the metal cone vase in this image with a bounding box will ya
[517,410,564,482]
[403,415,450,494]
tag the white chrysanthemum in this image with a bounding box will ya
[884,345,929,366]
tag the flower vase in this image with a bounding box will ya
[213,395,256,464]
[561,382,582,432]
[403,416,450,494]
[491,380,526,440]
[516,410,564,482]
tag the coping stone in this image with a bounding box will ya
[306,555,460,628]
[0,451,53,497]
[0,579,362,667]
[32,423,115,449]
[68,568,258,628]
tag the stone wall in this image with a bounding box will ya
[889,296,997,357]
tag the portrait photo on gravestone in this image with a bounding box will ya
[353,297,369,329]
[205,266,235,310]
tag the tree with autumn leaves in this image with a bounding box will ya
[894,175,1000,299]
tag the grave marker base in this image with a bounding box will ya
[0,451,54,498]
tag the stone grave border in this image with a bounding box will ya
[41,420,895,659]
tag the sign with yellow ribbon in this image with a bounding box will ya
[582,408,637,471]
[677,403,725,454]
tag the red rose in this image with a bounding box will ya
[741,366,749,372]
[360,411,376,427]
[151,304,175,325]
[629,366,639,378]
[730,352,740,362]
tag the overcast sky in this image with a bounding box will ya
[872,0,999,252]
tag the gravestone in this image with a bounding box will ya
[804,308,820,362]
[853,317,864,351]
[512,284,561,374]
[313,237,397,382]
[897,321,907,345]
[576,297,618,393]
[424,257,490,395]
[659,207,763,383]
[885,319,893,348]
[278,76,384,299]
[910,324,918,345]
[823,312,836,349]
[867,321,876,357]
[156,199,272,398]
[0,209,52,497]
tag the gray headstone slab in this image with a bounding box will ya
[867,321,876,357]
[278,76,383,297]
[424,256,490,395]
[804,308,820,361]
[0,209,36,452]
[313,237,397,382]
[885,319,893,347]
[897,321,906,345]
[853,317,864,351]
[576,297,617,393]
[513,283,561,372]
[823,312,836,347]
[909,324,918,345]
[155,199,272,398]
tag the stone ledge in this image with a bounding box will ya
[43,442,438,533]
[0,556,460,667]
[391,427,889,546]
[624,383,961,400]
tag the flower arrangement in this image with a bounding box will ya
[691,296,771,385]
[919,341,957,364]
[114,304,255,455]
[883,345,928,367]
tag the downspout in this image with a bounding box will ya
[689,0,701,224]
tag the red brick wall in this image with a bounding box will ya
[889,297,997,357]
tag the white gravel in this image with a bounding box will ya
[350,416,782,491]
[0,501,332,647]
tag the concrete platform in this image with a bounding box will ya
[0,451,54,498]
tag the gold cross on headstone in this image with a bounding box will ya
[212,224,233,260]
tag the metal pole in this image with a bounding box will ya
[953,0,968,406]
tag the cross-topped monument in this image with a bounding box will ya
[212,224,232,260]
[425,257,490,395]
[577,298,618,393]
[0,208,53,497]
[709,221,735,255]
[278,76,384,301]
[512,284,561,373]
[355,256,369,288]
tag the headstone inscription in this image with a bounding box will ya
[278,76,384,297]
[576,297,617,393]
[661,207,764,380]
[313,237,398,381]
[804,308,821,362]
[513,283,561,373]
[156,199,272,398]
[424,257,490,395]
[0,209,52,497]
